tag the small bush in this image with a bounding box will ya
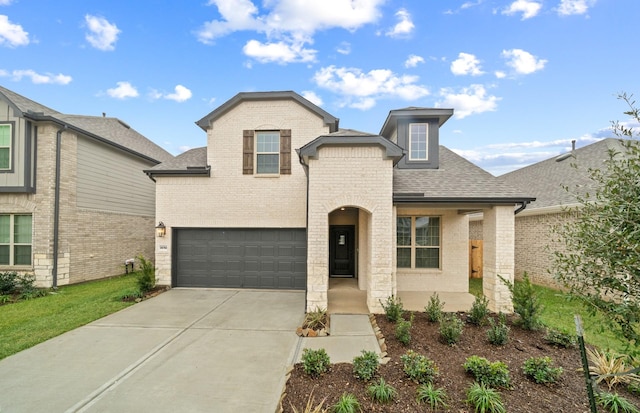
[416,383,448,410]
[367,377,397,403]
[544,328,576,348]
[487,313,510,346]
[301,348,330,377]
[331,393,361,413]
[401,350,439,384]
[498,272,543,330]
[304,307,328,330]
[0,271,18,294]
[424,292,445,322]
[466,382,506,413]
[395,314,414,345]
[587,348,640,390]
[523,356,563,384]
[463,356,511,389]
[596,391,640,413]
[468,296,490,326]
[352,350,379,381]
[380,295,404,322]
[136,255,156,293]
[439,313,464,345]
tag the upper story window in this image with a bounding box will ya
[0,214,32,266]
[397,216,440,269]
[256,131,280,174]
[0,124,12,170]
[409,123,428,161]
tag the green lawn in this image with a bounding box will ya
[0,274,138,360]
[469,277,630,353]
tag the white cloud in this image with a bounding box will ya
[386,8,414,38]
[107,81,139,99]
[178,145,193,153]
[84,15,120,51]
[301,90,323,106]
[557,0,595,16]
[450,52,484,76]
[0,0,13,4]
[502,0,542,20]
[0,15,29,47]
[336,41,351,55]
[437,84,499,119]
[501,48,547,74]
[7,69,71,84]
[495,71,506,79]
[242,39,316,63]
[404,54,424,68]
[313,65,429,110]
[164,85,192,102]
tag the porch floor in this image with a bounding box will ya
[327,278,476,314]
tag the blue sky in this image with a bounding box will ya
[0,0,637,175]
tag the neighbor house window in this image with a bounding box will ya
[397,216,440,269]
[409,123,428,161]
[0,214,32,266]
[256,131,280,174]
[0,124,11,170]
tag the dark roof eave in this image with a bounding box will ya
[144,167,211,178]
[393,195,537,204]
[299,135,405,164]
[380,108,454,137]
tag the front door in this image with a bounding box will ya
[329,225,355,277]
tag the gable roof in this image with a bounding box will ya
[380,107,453,138]
[298,129,404,164]
[144,147,210,179]
[195,91,339,132]
[0,85,172,164]
[498,138,625,212]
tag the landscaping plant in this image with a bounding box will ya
[596,391,640,413]
[587,347,640,390]
[301,348,330,377]
[416,383,448,410]
[290,392,328,413]
[380,295,404,322]
[522,356,563,384]
[367,377,397,403]
[304,307,328,330]
[544,328,577,348]
[439,313,464,345]
[468,295,490,326]
[487,313,509,346]
[352,350,379,381]
[498,272,543,330]
[463,355,511,389]
[395,314,413,345]
[466,382,506,413]
[331,393,361,413]
[401,350,439,384]
[136,255,156,294]
[424,292,445,322]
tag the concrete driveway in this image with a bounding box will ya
[0,289,305,413]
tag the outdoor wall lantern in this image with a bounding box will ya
[155,221,166,238]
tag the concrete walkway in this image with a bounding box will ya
[0,289,305,413]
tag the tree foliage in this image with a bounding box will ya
[551,93,640,352]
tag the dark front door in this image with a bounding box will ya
[329,225,355,277]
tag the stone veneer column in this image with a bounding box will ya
[306,211,329,312]
[366,211,394,313]
[483,206,515,313]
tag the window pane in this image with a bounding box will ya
[416,248,439,268]
[0,125,10,146]
[397,248,411,268]
[256,154,279,174]
[0,215,9,243]
[257,132,279,152]
[14,245,31,265]
[0,245,9,265]
[396,217,411,246]
[14,215,32,244]
[416,217,439,246]
[0,148,9,169]
[409,123,427,160]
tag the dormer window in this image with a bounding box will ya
[409,123,428,161]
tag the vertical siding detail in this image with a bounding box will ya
[242,130,254,174]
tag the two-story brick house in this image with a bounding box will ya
[0,85,172,287]
[146,91,534,313]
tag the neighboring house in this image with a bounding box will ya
[470,138,625,287]
[0,85,173,287]
[146,91,534,313]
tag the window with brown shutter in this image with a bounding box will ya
[243,130,254,174]
[280,129,291,175]
[244,129,292,175]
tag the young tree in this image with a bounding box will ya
[552,93,640,352]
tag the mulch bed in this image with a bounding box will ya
[282,311,640,412]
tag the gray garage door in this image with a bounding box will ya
[173,228,306,290]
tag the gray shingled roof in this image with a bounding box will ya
[147,147,207,171]
[0,85,172,164]
[394,146,533,201]
[498,138,624,210]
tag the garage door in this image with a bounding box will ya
[173,228,306,290]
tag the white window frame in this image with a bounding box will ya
[408,123,428,161]
[0,123,12,170]
[396,216,440,269]
[255,131,280,175]
[0,214,32,266]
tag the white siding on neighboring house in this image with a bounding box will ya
[76,136,156,216]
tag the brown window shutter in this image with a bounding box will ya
[280,129,291,175]
[243,130,254,174]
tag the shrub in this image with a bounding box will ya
[523,356,563,384]
[416,383,448,410]
[331,393,361,413]
[424,292,445,322]
[16,274,48,300]
[466,382,506,413]
[487,313,510,346]
[629,381,640,396]
[304,307,328,330]
[596,391,640,413]
[395,314,413,345]
[290,391,328,413]
[498,272,543,330]
[463,356,511,389]
[367,377,397,403]
[544,328,576,348]
[118,288,144,301]
[587,348,640,390]
[468,296,490,326]
[352,350,379,381]
[0,271,18,294]
[136,255,156,293]
[401,350,439,384]
[380,295,404,322]
[439,313,464,345]
[301,348,330,377]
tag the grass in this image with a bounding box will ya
[469,278,629,353]
[0,273,138,360]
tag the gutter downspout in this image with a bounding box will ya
[297,149,309,312]
[52,125,67,288]
[514,200,530,215]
